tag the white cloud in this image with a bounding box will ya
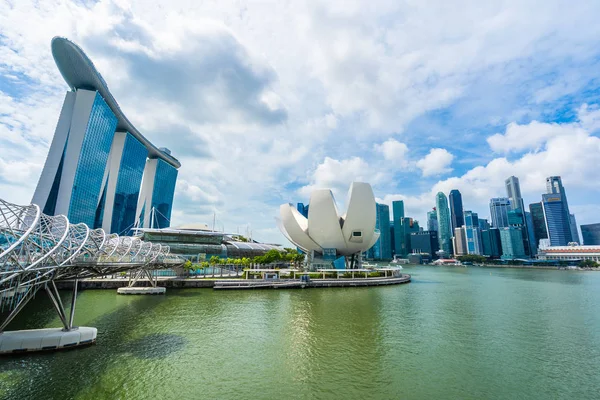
[374,139,409,164]
[416,148,454,177]
[487,121,585,153]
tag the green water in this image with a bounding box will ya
[1,266,599,399]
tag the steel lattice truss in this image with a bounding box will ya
[0,199,183,315]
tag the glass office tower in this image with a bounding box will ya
[529,202,547,249]
[489,198,511,228]
[435,192,453,255]
[581,223,600,245]
[449,189,464,232]
[542,194,571,246]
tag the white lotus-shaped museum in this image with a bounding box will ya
[279,182,380,256]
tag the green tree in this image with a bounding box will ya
[209,256,220,265]
[578,259,599,268]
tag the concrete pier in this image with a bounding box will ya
[0,327,97,354]
[117,287,166,295]
[213,274,411,290]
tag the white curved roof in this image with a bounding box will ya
[51,37,181,169]
[279,182,378,256]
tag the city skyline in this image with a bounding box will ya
[1,1,600,247]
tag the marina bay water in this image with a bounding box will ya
[1,266,599,399]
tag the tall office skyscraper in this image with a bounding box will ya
[529,202,547,250]
[478,218,490,231]
[505,176,523,211]
[569,214,580,244]
[392,200,405,256]
[453,227,467,256]
[507,208,531,256]
[481,228,502,258]
[464,210,482,255]
[410,231,439,259]
[542,193,571,246]
[427,209,439,232]
[435,192,453,255]
[449,189,464,232]
[581,223,600,245]
[489,198,511,228]
[500,227,526,260]
[397,217,420,256]
[33,38,180,233]
[370,203,392,260]
[544,176,573,244]
[504,175,533,255]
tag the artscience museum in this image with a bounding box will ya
[279,182,379,269]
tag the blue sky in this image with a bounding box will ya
[1,0,600,245]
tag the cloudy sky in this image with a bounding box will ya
[1,0,600,245]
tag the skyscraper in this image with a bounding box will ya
[581,223,600,245]
[464,210,482,255]
[411,231,439,259]
[478,218,490,231]
[427,209,439,232]
[370,203,392,260]
[569,214,580,244]
[505,176,524,211]
[504,175,533,256]
[453,227,467,256]
[489,198,511,228]
[545,176,573,243]
[397,217,420,256]
[481,228,502,258]
[529,202,547,250]
[542,193,571,246]
[32,38,180,233]
[449,189,464,232]
[436,192,453,255]
[500,227,526,260]
[392,200,405,256]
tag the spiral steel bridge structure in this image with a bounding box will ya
[0,198,183,333]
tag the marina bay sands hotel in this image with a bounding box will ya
[32,37,180,234]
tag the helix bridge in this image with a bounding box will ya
[0,198,183,342]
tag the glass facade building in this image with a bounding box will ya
[410,231,439,258]
[427,209,438,232]
[32,38,181,234]
[109,133,148,234]
[581,223,600,245]
[464,211,482,255]
[392,200,405,255]
[505,176,523,211]
[569,214,580,244]
[545,176,573,244]
[481,228,502,258]
[151,159,179,229]
[297,203,309,218]
[436,192,453,255]
[396,217,420,257]
[489,197,511,228]
[529,202,547,250]
[500,227,526,260]
[367,203,391,260]
[449,189,464,232]
[542,193,571,246]
[68,92,118,226]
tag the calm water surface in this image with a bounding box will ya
[1,266,599,399]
